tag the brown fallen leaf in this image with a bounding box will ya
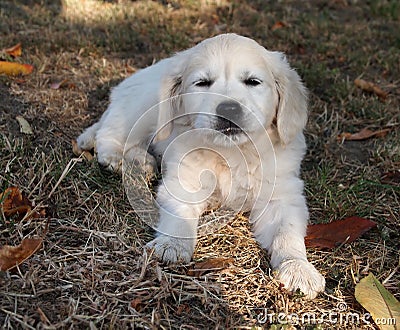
[187,257,234,277]
[0,61,33,76]
[3,43,22,57]
[130,298,143,312]
[176,304,190,316]
[354,78,388,100]
[0,238,43,271]
[71,139,94,161]
[0,187,45,220]
[381,171,400,186]
[337,127,391,141]
[1,187,31,218]
[50,79,76,90]
[305,216,377,249]
[271,21,287,31]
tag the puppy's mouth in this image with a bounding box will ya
[215,120,243,136]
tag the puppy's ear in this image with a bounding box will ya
[153,58,186,142]
[268,52,308,145]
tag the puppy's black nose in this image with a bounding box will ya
[215,101,243,135]
[216,101,242,122]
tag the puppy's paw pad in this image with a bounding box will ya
[276,259,325,299]
[146,236,194,264]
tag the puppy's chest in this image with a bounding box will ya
[215,152,263,211]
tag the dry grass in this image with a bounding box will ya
[0,0,399,329]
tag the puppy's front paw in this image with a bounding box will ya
[97,151,123,172]
[97,147,157,176]
[146,235,194,263]
[275,259,325,299]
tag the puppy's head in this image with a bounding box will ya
[155,33,308,146]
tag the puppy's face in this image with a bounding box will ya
[180,38,279,145]
[157,34,308,146]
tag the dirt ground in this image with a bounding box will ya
[0,0,399,329]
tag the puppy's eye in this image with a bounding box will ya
[244,78,262,86]
[194,79,213,88]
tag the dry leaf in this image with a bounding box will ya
[0,61,33,76]
[1,187,31,219]
[0,238,43,271]
[176,304,190,316]
[130,298,143,311]
[271,21,287,31]
[16,115,33,135]
[71,139,94,161]
[4,43,22,57]
[355,273,400,330]
[337,127,391,141]
[50,79,76,90]
[354,78,388,100]
[187,257,234,277]
[0,187,45,220]
[305,216,377,249]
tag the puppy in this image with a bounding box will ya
[77,33,325,299]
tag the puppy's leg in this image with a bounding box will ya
[77,122,100,151]
[252,195,325,299]
[146,162,212,263]
[93,125,156,175]
[95,134,124,171]
[78,121,153,174]
[76,112,127,172]
[81,99,157,174]
[145,205,199,263]
[124,146,157,177]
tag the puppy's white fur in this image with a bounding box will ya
[77,34,325,299]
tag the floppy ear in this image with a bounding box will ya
[153,56,186,142]
[268,52,308,145]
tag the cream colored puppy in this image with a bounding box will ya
[77,34,325,299]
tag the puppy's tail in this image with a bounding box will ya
[76,122,100,151]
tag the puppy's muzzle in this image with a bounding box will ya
[215,101,243,136]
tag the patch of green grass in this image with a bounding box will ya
[368,0,400,20]
[344,97,388,124]
[305,162,398,224]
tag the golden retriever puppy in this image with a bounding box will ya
[77,33,325,299]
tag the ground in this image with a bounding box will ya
[0,0,399,329]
